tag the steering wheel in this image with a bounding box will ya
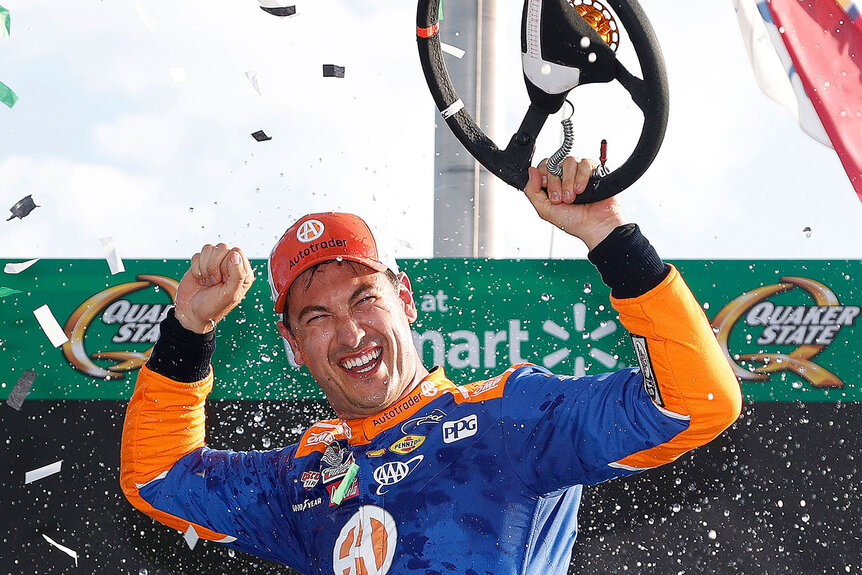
[416,0,669,203]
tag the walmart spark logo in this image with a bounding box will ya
[540,302,619,376]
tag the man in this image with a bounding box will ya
[121,157,742,574]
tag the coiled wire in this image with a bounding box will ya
[546,101,575,178]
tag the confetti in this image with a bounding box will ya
[1,5,10,37]
[135,0,157,32]
[251,130,271,142]
[331,462,360,505]
[441,43,465,59]
[100,236,125,275]
[258,1,296,17]
[4,258,39,274]
[33,304,69,347]
[0,80,16,108]
[0,287,21,297]
[322,64,345,78]
[41,534,78,567]
[25,460,62,484]
[7,194,38,220]
[5,369,36,411]
[245,70,262,96]
[168,67,188,84]
[183,524,199,550]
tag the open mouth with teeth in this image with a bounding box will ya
[339,348,382,375]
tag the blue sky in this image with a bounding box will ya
[1,0,859,262]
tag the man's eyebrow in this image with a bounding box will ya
[297,305,329,322]
[349,282,378,303]
[296,281,381,322]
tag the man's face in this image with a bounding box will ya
[280,261,422,420]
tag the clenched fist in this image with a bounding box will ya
[173,243,255,334]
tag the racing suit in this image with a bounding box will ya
[121,224,742,574]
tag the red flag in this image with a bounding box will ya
[767,0,862,202]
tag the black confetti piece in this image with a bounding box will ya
[251,130,272,142]
[6,369,36,411]
[323,64,345,78]
[7,194,38,220]
[260,5,296,17]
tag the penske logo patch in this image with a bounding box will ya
[631,334,662,407]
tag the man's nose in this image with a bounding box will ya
[335,315,365,348]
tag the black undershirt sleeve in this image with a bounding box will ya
[145,308,215,383]
[587,223,671,299]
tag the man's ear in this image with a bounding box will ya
[277,319,306,366]
[397,272,419,324]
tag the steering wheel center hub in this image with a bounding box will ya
[571,0,619,51]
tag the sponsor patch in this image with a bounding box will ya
[442,414,478,444]
[371,391,425,428]
[372,455,424,495]
[301,470,321,489]
[292,496,323,512]
[420,380,438,397]
[631,334,663,407]
[322,453,356,484]
[333,506,397,573]
[389,435,425,455]
[321,441,346,468]
[400,409,447,434]
[366,448,387,458]
[327,476,359,506]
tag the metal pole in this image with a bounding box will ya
[433,0,498,258]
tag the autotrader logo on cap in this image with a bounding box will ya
[297,220,325,243]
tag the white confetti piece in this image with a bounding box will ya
[245,70,262,95]
[4,258,39,274]
[183,524,199,550]
[33,304,69,347]
[100,236,125,275]
[441,42,466,59]
[168,67,188,84]
[25,460,62,484]
[134,0,157,32]
[41,533,78,567]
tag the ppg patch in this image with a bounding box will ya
[631,334,663,407]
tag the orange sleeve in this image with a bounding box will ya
[119,364,229,541]
[610,265,742,469]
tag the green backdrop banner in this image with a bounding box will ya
[1,259,859,402]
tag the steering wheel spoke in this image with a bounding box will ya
[615,61,647,111]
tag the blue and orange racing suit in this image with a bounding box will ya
[121,225,742,574]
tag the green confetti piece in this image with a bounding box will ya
[331,462,359,505]
[0,80,18,108]
[0,5,9,37]
[438,1,444,21]
[0,287,22,297]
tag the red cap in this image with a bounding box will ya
[268,212,399,314]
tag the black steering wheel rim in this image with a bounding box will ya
[416,0,669,203]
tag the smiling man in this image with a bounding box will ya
[121,157,742,574]
[269,214,429,420]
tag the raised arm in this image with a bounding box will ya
[119,245,305,562]
[501,158,742,492]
